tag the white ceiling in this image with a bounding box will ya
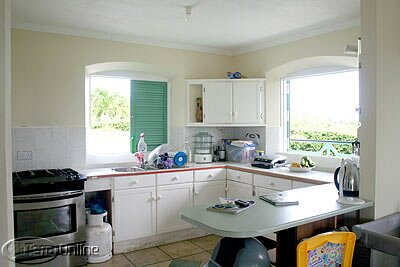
[11,0,360,55]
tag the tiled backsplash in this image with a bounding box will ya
[12,127,86,171]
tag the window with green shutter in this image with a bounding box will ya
[130,80,168,152]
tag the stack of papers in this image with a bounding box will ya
[259,192,299,206]
[207,198,255,214]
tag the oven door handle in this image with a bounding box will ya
[14,190,84,203]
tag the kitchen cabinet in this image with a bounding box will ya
[292,180,315,189]
[156,183,194,234]
[194,168,226,182]
[203,82,232,123]
[194,180,226,206]
[254,186,277,197]
[226,180,253,199]
[227,169,253,184]
[254,174,292,191]
[186,79,265,125]
[113,187,156,241]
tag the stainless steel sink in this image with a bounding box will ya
[112,166,145,172]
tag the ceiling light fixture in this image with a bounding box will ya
[185,6,192,22]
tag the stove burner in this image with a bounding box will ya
[12,168,86,196]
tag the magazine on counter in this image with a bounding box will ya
[207,197,255,214]
[259,192,299,206]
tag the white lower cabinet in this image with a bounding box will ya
[194,180,226,206]
[226,180,253,199]
[156,183,194,234]
[254,186,278,197]
[113,187,156,242]
[292,181,315,189]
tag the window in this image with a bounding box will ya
[283,69,359,156]
[88,76,167,158]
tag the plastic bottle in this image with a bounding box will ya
[137,133,147,152]
[184,142,192,162]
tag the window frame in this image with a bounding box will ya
[86,72,171,168]
[282,67,359,158]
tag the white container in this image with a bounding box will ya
[86,211,112,263]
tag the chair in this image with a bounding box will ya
[297,232,356,267]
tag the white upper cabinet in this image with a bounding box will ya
[186,79,265,126]
[203,82,233,123]
[233,81,263,124]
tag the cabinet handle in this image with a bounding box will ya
[130,180,139,185]
[224,187,229,192]
[151,196,157,201]
[157,195,162,200]
[236,175,241,179]
[172,176,179,181]
[207,174,214,178]
[194,191,199,196]
[269,182,275,186]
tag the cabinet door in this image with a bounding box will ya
[233,81,263,123]
[292,181,315,189]
[194,181,226,206]
[203,82,232,123]
[157,183,193,234]
[113,187,156,242]
[226,180,253,199]
[254,186,278,197]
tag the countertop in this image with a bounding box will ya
[82,162,334,185]
[180,183,373,238]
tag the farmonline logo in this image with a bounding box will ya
[1,236,99,264]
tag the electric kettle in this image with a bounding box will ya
[334,157,360,197]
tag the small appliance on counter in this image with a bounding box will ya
[334,156,364,204]
[193,132,213,163]
[251,154,287,169]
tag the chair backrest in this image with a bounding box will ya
[297,231,356,267]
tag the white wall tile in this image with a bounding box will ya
[69,148,86,170]
[69,128,86,149]
[14,160,34,172]
[34,128,53,150]
[33,149,52,169]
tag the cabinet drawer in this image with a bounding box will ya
[194,168,226,182]
[227,169,253,184]
[254,174,292,191]
[114,174,156,190]
[85,177,112,192]
[157,171,193,185]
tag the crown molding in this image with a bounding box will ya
[12,19,359,57]
[232,19,360,56]
[12,22,234,56]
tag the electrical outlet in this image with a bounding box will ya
[17,151,33,160]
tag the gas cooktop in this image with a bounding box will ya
[13,168,86,196]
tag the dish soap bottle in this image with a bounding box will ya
[137,133,147,152]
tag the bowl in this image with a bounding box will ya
[288,166,314,172]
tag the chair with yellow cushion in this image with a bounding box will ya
[297,231,356,267]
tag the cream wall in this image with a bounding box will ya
[11,29,234,128]
[360,0,400,219]
[0,0,13,266]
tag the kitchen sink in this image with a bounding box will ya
[112,166,145,172]
[111,165,160,172]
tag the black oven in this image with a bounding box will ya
[12,169,87,267]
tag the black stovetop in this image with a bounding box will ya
[13,168,86,196]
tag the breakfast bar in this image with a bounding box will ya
[180,184,373,266]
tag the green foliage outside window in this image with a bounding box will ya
[290,130,356,155]
[91,88,129,131]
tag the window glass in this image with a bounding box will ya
[284,70,359,156]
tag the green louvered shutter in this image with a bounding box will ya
[130,80,167,152]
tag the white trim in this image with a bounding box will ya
[284,66,358,80]
[12,18,359,56]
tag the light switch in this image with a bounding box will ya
[17,151,33,160]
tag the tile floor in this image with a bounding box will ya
[87,235,221,267]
